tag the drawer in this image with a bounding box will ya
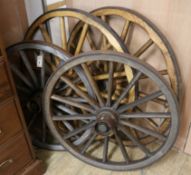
[0,99,22,144]
[0,61,13,104]
[0,133,32,175]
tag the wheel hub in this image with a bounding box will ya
[96,110,118,135]
[95,122,109,134]
[27,92,42,113]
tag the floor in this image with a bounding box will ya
[37,148,191,175]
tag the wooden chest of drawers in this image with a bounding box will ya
[0,40,44,175]
[0,98,22,145]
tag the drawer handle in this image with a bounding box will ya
[0,159,14,169]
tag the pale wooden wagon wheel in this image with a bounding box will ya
[68,7,181,98]
[67,7,182,145]
[24,8,137,103]
[43,51,179,171]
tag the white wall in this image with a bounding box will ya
[24,0,65,25]
[24,0,43,25]
[47,0,61,4]
[24,0,67,46]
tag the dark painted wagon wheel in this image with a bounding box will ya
[43,51,179,171]
[7,41,94,150]
[24,8,138,103]
[68,7,182,145]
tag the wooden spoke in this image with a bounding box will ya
[113,128,130,163]
[115,78,127,84]
[43,55,54,69]
[159,69,168,76]
[75,23,89,55]
[130,128,140,141]
[102,136,109,162]
[42,120,47,143]
[63,121,96,140]
[118,91,163,113]
[51,94,95,113]
[121,20,131,41]
[112,71,142,109]
[63,97,87,103]
[39,24,51,42]
[132,108,160,129]
[139,91,167,106]
[56,104,78,115]
[120,120,166,141]
[28,113,38,129]
[101,16,108,49]
[81,132,97,154]
[124,22,134,46]
[144,118,159,129]
[52,114,96,121]
[63,121,75,132]
[60,17,67,51]
[120,112,171,119]
[55,77,81,92]
[94,71,126,80]
[140,69,168,80]
[133,39,153,57]
[87,31,97,50]
[54,110,76,132]
[103,61,108,72]
[19,50,38,87]
[59,76,99,110]
[116,83,123,90]
[40,52,45,88]
[81,64,105,107]
[11,64,34,89]
[106,62,114,107]
[119,125,152,157]
[16,85,31,95]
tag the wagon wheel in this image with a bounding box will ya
[43,52,179,170]
[68,7,182,145]
[7,41,93,150]
[24,8,137,103]
[68,7,181,98]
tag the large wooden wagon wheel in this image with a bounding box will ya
[43,51,179,171]
[68,6,181,97]
[24,8,138,103]
[68,7,182,145]
[7,41,93,150]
